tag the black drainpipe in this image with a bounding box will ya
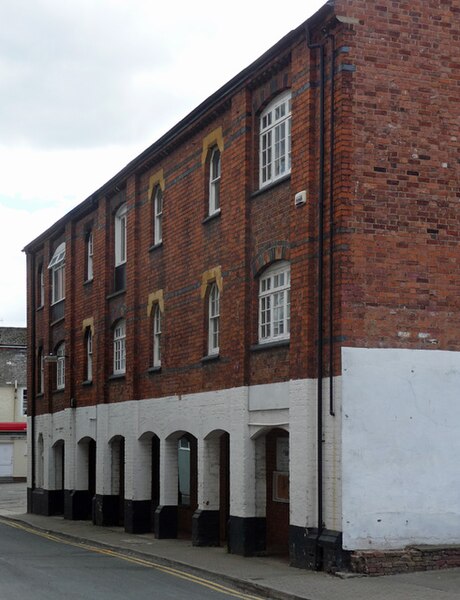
[306,22,337,569]
[328,31,336,417]
[29,251,37,505]
[306,27,326,570]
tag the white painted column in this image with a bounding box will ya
[289,379,317,529]
[95,411,112,496]
[197,436,220,511]
[229,430,256,517]
[159,437,178,506]
[254,435,266,518]
[127,436,152,501]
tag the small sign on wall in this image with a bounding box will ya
[276,437,289,471]
[273,471,289,503]
[274,437,289,503]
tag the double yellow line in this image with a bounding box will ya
[0,518,263,599]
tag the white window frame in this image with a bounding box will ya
[86,231,94,281]
[114,204,127,267]
[259,261,290,343]
[208,283,220,355]
[56,342,65,390]
[113,319,126,375]
[86,328,93,381]
[154,187,163,245]
[153,305,161,367]
[259,91,292,188]
[38,265,44,307]
[209,147,221,216]
[48,242,66,305]
[38,348,44,394]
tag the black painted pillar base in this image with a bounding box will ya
[192,509,220,547]
[92,494,119,526]
[289,526,350,572]
[289,526,320,570]
[64,489,93,520]
[318,529,350,573]
[124,500,153,534]
[227,516,266,556]
[27,487,64,516]
[154,505,177,539]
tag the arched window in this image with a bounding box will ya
[86,231,94,281]
[56,342,66,390]
[37,264,45,307]
[259,91,292,188]
[259,261,290,343]
[48,242,66,304]
[37,348,44,394]
[208,283,220,355]
[114,203,127,267]
[85,328,93,382]
[113,319,126,375]
[153,305,161,367]
[153,187,163,245]
[208,147,221,216]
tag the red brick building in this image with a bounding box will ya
[24,0,460,574]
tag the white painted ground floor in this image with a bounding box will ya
[27,348,460,572]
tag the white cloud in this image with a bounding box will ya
[0,0,327,326]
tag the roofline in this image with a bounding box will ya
[23,1,334,253]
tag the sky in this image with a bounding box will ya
[0,0,327,327]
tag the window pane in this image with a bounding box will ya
[260,93,291,187]
[258,262,290,343]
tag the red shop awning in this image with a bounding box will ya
[0,422,27,431]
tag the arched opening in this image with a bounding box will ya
[151,435,160,528]
[265,428,290,556]
[138,432,160,532]
[219,432,230,542]
[71,437,96,520]
[36,433,44,489]
[197,429,230,546]
[177,433,197,538]
[52,439,65,515]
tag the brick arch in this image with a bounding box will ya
[252,242,290,277]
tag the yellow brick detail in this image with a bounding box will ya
[201,127,224,165]
[200,266,223,298]
[147,290,164,316]
[82,317,94,336]
[148,169,165,201]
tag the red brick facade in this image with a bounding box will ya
[24,0,460,574]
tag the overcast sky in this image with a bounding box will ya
[0,0,326,327]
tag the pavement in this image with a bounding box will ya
[0,483,459,600]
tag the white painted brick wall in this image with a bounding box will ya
[31,378,342,532]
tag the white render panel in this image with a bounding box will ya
[342,347,460,550]
[248,382,289,411]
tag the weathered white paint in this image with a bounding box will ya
[342,347,460,549]
[29,379,342,531]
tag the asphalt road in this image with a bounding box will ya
[0,521,261,600]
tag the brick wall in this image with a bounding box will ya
[335,0,460,354]
[350,546,460,576]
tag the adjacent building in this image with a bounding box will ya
[0,327,27,481]
[24,0,460,574]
